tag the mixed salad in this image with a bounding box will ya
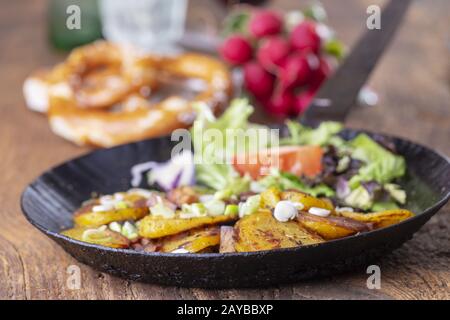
[61,99,413,253]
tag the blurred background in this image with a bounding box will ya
[2,0,448,148]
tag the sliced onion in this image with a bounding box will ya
[130,161,159,187]
[336,177,350,199]
[147,150,195,191]
[130,151,195,190]
[308,207,331,217]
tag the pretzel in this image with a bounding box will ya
[23,41,158,112]
[23,41,233,147]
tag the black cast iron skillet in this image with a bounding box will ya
[21,0,450,288]
[20,129,450,288]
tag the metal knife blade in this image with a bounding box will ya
[300,0,412,126]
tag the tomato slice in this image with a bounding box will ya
[232,145,323,180]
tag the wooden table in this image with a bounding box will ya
[1,0,448,300]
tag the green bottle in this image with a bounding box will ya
[48,0,102,51]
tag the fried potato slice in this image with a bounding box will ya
[158,227,220,253]
[281,190,334,211]
[260,187,281,209]
[74,192,149,227]
[235,210,324,252]
[338,209,414,229]
[75,207,148,228]
[297,212,372,240]
[219,226,236,253]
[137,213,237,239]
[61,226,130,248]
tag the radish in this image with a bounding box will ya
[220,35,253,66]
[249,10,283,38]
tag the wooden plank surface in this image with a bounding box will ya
[0,0,448,299]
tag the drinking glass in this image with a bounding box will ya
[99,0,188,53]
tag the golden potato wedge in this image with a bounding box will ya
[138,213,237,239]
[281,190,334,211]
[235,210,324,252]
[74,192,150,227]
[219,226,236,253]
[61,226,130,248]
[158,227,220,253]
[297,212,372,240]
[74,207,148,227]
[338,209,414,229]
[260,187,281,209]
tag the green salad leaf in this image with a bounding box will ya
[191,99,271,194]
[281,120,343,147]
[348,134,406,189]
[383,183,406,204]
[257,169,335,198]
[371,201,399,211]
[344,185,373,211]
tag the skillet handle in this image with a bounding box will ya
[300,0,412,127]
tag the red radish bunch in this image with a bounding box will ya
[219,8,338,118]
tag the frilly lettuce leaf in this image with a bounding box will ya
[280,120,343,147]
[257,169,335,198]
[384,183,406,204]
[348,134,406,189]
[191,98,271,193]
[344,185,373,210]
